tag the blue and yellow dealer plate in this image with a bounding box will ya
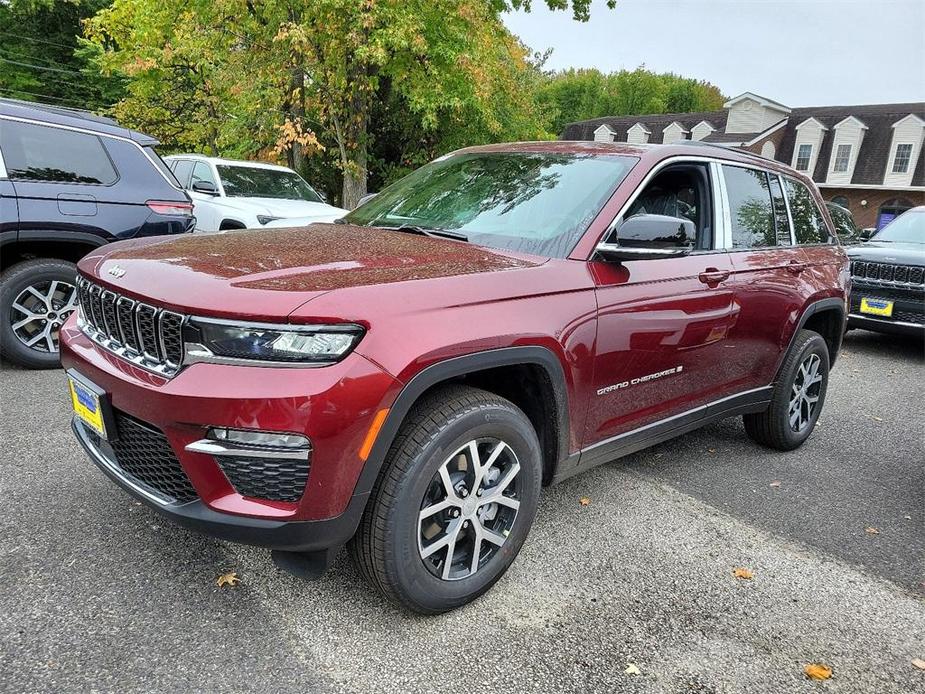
[68,374,107,439]
[859,297,894,317]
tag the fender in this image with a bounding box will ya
[351,345,571,499]
[16,229,112,248]
[777,296,846,378]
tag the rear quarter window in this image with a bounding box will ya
[0,120,118,185]
[783,177,833,245]
[144,146,181,187]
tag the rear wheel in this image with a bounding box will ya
[349,385,542,614]
[744,329,830,450]
[0,259,78,369]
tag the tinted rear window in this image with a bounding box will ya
[144,146,181,187]
[784,177,832,245]
[0,120,117,184]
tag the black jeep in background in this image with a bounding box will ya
[0,99,194,369]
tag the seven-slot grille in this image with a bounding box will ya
[77,277,186,376]
[850,261,924,286]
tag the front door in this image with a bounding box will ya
[584,162,742,447]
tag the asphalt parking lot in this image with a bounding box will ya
[1,330,923,694]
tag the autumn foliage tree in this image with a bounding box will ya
[85,0,604,207]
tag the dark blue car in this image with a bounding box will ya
[0,98,194,368]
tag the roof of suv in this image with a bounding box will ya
[0,98,160,146]
[459,139,783,164]
[164,154,295,173]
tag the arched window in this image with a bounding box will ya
[830,195,849,209]
[877,198,914,229]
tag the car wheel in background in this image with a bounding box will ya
[349,385,542,614]
[744,329,830,451]
[0,258,78,369]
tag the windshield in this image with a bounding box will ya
[344,151,637,258]
[217,165,323,202]
[873,209,924,243]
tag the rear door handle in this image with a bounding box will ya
[786,260,806,274]
[699,268,730,286]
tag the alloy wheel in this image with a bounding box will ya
[10,280,78,354]
[788,353,823,432]
[418,438,521,581]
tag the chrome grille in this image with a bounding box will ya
[850,261,925,287]
[77,277,186,376]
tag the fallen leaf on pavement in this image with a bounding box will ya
[733,567,754,580]
[707,448,716,454]
[624,663,640,675]
[864,526,880,534]
[912,658,925,670]
[579,497,591,506]
[216,571,240,588]
[804,663,832,680]
[769,481,781,488]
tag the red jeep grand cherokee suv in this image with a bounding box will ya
[61,142,848,613]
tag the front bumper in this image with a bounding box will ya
[847,281,924,336]
[72,417,367,551]
[60,319,401,540]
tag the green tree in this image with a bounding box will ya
[537,66,726,135]
[0,0,122,111]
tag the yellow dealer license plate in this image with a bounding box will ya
[860,297,894,317]
[68,372,108,439]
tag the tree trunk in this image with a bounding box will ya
[339,77,369,209]
[341,136,367,210]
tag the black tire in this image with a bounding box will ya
[0,258,78,369]
[744,329,830,451]
[349,384,542,614]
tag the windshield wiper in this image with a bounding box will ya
[382,224,468,242]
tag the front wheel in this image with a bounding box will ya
[0,259,78,369]
[349,385,542,614]
[744,329,830,451]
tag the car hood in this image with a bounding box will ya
[845,241,925,266]
[78,223,544,321]
[217,197,347,220]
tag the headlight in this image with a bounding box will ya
[184,319,364,365]
[256,215,283,225]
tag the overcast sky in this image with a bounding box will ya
[503,0,925,107]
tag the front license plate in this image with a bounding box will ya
[860,297,894,317]
[68,372,108,439]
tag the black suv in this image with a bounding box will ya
[0,99,194,369]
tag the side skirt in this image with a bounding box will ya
[552,386,773,484]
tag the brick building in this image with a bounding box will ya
[561,92,925,230]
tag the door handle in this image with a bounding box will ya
[698,268,730,286]
[786,260,806,274]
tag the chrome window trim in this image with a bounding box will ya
[711,161,733,250]
[778,173,798,246]
[601,154,746,253]
[0,114,182,190]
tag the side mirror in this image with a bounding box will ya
[355,192,377,209]
[859,228,874,242]
[191,180,219,195]
[596,214,695,261]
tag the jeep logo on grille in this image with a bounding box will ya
[108,265,126,278]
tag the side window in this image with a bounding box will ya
[622,164,713,249]
[722,165,775,249]
[0,120,117,185]
[172,160,194,188]
[783,177,832,245]
[768,175,792,246]
[190,161,217,189]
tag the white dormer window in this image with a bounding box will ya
[884,114,924,186]
[892,144,913,173]
[593,124,616,143]
[626,123,651,145]
[825,116,867,185]
[792,117,827,176]
[832,144,852,173]
[661,122,689,145]
[795,144,813,171]
[691,121,716,141]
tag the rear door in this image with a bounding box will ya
[721,164,810,390]
[585,160,741,446]
[0,119,119,245]
[0,143,19,250]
